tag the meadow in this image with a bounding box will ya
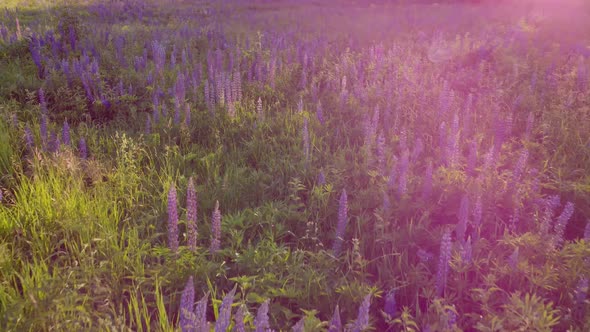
[0,0,590,331]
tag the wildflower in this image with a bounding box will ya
[24,126,34,150]
[384,289,396,317]
[349,294,371,332]
[318,171,326,186]
[584,220,590,241]
[554,202,575,247]
[168,184,179,252]
[435,229,452,297]
[145,116,151,135]
[513,149,529,182]
[79,137,87,159]
[234,305,247,332]
[254,300,270,332]
[185,103,191,127]
[215,284,237,332]
[472,195,482,240]
[397,149,409,196]
[210,200,221,253]
[186,177,198,251]
[447,307,457,328]
[376,132,385,172]
[292,317,305,332]
[539,195,560,235]
[508,247,519,269]
[316,101,324,125]
[195,292,209,332]
[302,118,310,165]
[328,305,342,332]
[461,237,472,264]
[332,189,348,256]
[180,277,195,331]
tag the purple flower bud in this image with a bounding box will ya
[168,184,179,252]
[210,200,221,253]
[384,289,396,317]
[195,292,209,332]
[61,121,70,147]
[215,285,237,332]
[180,276,195,331]
[328,305,342,332]
[508,247,519,269]
[350,294,371,332]
[435,229,452,297]
[332,189,348,256]
[24,125,34,150]
[457,194,469,243]
[513,149,529,182]
[254,300,270,332]
[78,137,87,159]
[554,202,574,247]
[316,101,324,125]
[234,305,247,332]
[318,171,326,186]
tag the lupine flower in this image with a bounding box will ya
[376,132,385,172]
[456,195,469,244]
[168,184,179,252]
[60,121,70,147]
[185,177,198,251]
[513,149,529,182]
[215,284,237,332]
[438,122,447,150]
[174,100,181,125]
[316,101,324,125]
[297,97,303,114]
[525,112,534,139]
[292,317,305,332]
[554,202,575,247]
[328,305,342,332]
[397,149,409,196]
[180,276,195,331]
[24,126,34,150]
[332,189,348,256]
[254,300,270,332]
[435,229,452,297]
[584,220,590,241]
[234,305,247,332]
[350,294,371,332]
[574,278,588,320]
[318,171,326,186]
[185,103,191,126]
[79,137,87,159]
[384,289,396,317]
[210,200,221,253]
[461,237,473,264]
[540,195,560,235]
[447,307,457,328]
[39,88,47,110]
[472,195,482,240]
[508,247,519,269]
[195,292,209,332]
[411,137,424,164]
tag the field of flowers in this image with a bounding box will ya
[0,0,589,331]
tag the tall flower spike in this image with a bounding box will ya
[186,177,198,251]
[215,284,237,332]
[554,202,575,248]
[195,292,209,332]
[435,229,452,297]
[350,294,371,332]
[332,189,348,256]
[179,276,196,332]
[234,305,247,332]
[384,289,396,317]
[254,300,270,332]
[168,184,179,252]
[456,194,469,244]
[328,305,342,332]
[210,200,221,253]
[79,137,87,159]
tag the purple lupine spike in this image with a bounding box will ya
[422,161,433,201]
[180,276,196,332]
[210,200,221,253]
[540,195,561,235]
[215,284,237,332]
[145,115,151,135]
[438,122,447,150]
[328,305,342,332]
[39,88,47,111]
[435,229,452,297]
[195,292,209,332]
[384,289,396,317]
[584,220,590,241]
[254,300,270,332]
[513,149,529,182]
[332,189,348,256]
[457,194,469,244]
[472,195,482,238]
[508,247,519,269]
[174,100,181,125]
[175,73,186,104]
[292,317,305,332]
[61,121,70,146]
[162,103,168,118]
[350,294,371,332]
[48,130,57,153]
[79,137,87,159]
[234,305,247,332]
[411,138,424,163]
[318,171,326,186]
[575,278,588,309]
[168,184,179,253]
[24,125,34,150]
[297,97,303,114]
[461,237,473,264]
[447,307,457,328]
[186,177,197,251]
[316,101,324,125]
[554,202,575,247]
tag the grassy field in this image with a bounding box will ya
[0,0,589,331]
